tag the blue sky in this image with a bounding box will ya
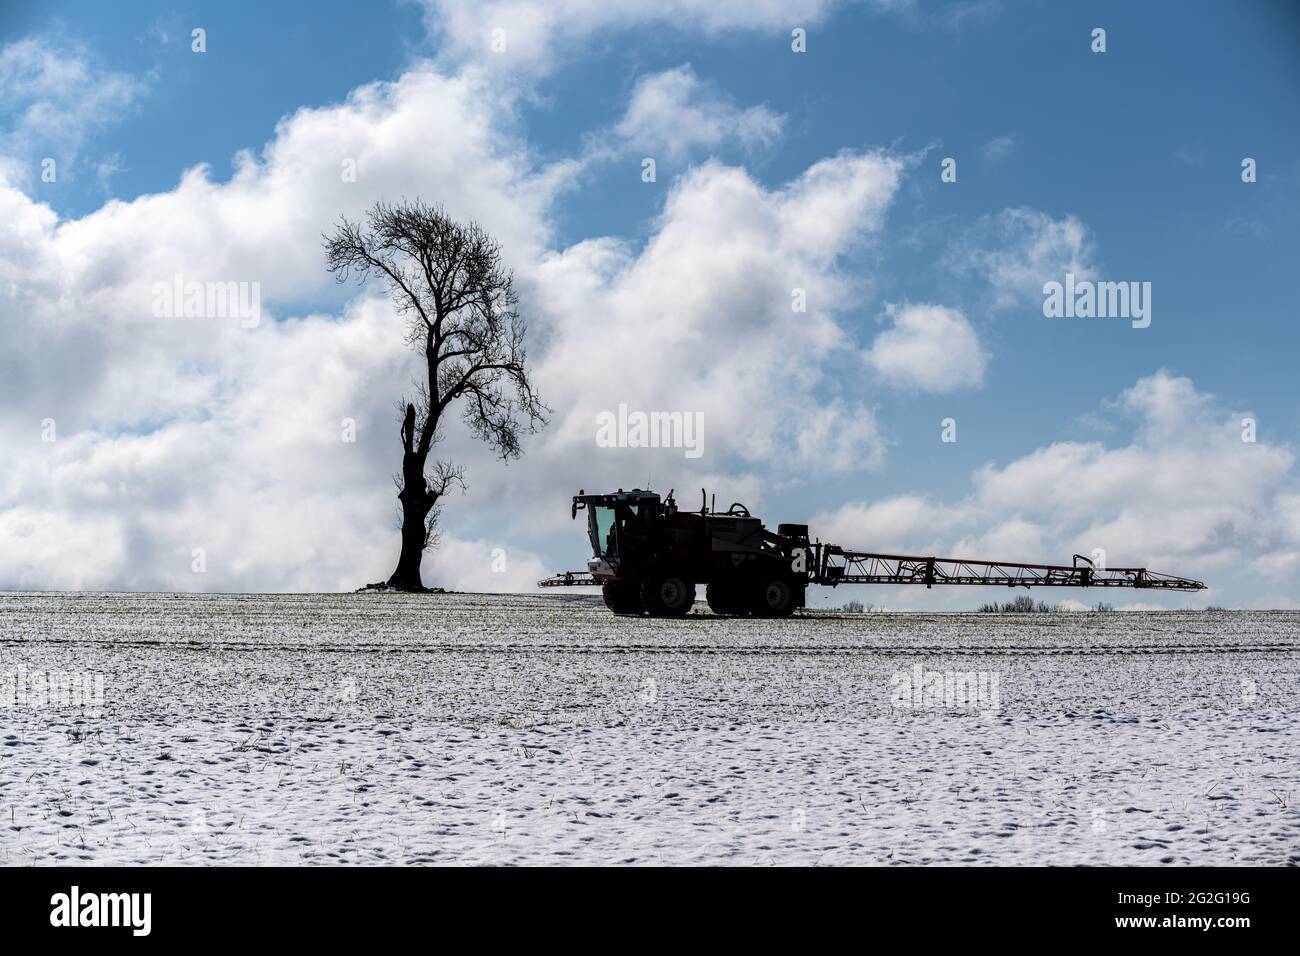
[2,0,1299,605]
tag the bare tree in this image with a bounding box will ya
[324,200,548,590]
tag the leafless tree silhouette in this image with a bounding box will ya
[324,200,548,590]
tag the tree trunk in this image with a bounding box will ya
[386,403,433,590]
[387,493,430,590]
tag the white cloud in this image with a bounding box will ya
[941,0,1003,31]
[812,494,964,555]
[980,133,1016,163]
[423,0,841,73]
[794,401,885,472]
[0,40,906,590]
[526,151,903,497]
[421,0,984,68]
[0,60,574,590]
[420,0,1001,73]
[425,534,550,592]
[0,37,145,181]
[613,65,783,160]
[811,371,1300,607]
[864,302,986,392]
[949,207,1097,308]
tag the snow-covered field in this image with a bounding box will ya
[1,592,1297,866]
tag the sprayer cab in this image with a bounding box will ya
[572,488,661,563]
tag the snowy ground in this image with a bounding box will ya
[1,592,1297,866]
